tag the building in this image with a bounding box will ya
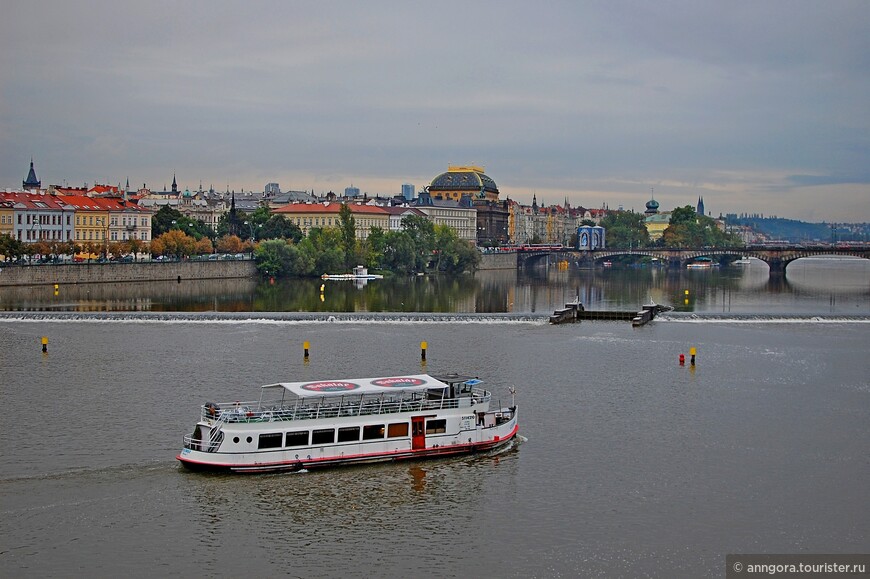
[427,165,508,245]
[411,194,478,244]
[382,206,426,232]
[272,202,389,240]
[0,192,74,243]
[401,183,415,202]
[58,195,151,245]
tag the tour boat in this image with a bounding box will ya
[177,373,519,473]
[321,265,384,280]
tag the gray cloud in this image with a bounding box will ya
[1,0,868,221]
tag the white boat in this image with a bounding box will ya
[322,265,384,280]
[687,258,719,269]
[177,373,519,473]
[732,257,752,265]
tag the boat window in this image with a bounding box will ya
[285,431,309,447]
[387,422,409,438]
[425,419,446,434]
[337,427,360,442]
[312,429,335,445]
[258,433,283,450]
[363,424,385,440]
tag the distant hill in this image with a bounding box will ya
[725,215,868,243]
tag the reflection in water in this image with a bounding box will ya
[0,257,867,314]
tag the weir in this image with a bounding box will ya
[549,301,670,326]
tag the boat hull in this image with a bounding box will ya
[177,415,518,474]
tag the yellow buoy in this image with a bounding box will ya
[41,336,49,353]
[420,341,428,361]
[303,341,310,359]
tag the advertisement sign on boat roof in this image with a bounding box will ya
[263,374,450,397]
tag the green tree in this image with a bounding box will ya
[338,203,356,268]
[253,239,293,277]
[261,214,302,242]
[381,231,416,274]
[432,224,480,274]
[661,205,740,248]
[401,215,435,271]
[0,233,25,262]
[600,210,650,249]
[152,205,185,237]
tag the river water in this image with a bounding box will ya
[1,258,868,577]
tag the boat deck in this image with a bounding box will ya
[202,389,491,424]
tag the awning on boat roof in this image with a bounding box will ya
[262,374,451,398]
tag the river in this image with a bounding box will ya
[0,258,868,577]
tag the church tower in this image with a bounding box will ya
[697,196,705,216]
[23,158,41,191]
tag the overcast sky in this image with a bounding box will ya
[2,1,868,222]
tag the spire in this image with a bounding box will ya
[23,157,41,191]
[171,173,178,194]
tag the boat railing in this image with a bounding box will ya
[183,432,223,452]
[197,389,492,424]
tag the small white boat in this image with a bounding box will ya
[322,265,384,280]
[177,373,519,473]
[732,257,752,265]
[687,257,718,269]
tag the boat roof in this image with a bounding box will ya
[262,374,478,398]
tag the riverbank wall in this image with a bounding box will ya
[478,253,516,270]
[1,252,513,287]
[0,261,257,286]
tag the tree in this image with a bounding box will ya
[661,205,741,248]
[0,233,25,262]
[253,239,294,277]
[599,210,650,249]
[338,203,356,268]
[195,237,214,255]
[381,231,416,274]
[153,230,196,259]
[364,226,387,269]
[215,234,243,254]
[401,215,435,271]
[432,224,479,274]
[152,205,185,237]
[262,214,303,242]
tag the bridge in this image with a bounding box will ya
[514,246,870,276]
